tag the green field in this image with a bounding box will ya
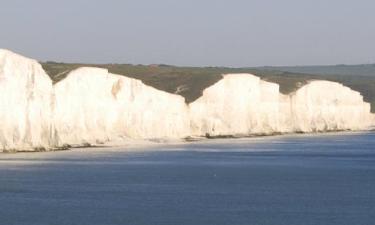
[41,62,375,112]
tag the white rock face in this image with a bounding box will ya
[189,74,280,136]
[189,74,375,137]
[287,81,373,132]
[54,67,189,146]
[0,50,55,151]
[0,49,374,152]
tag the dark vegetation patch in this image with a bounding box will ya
[41,62,375,112]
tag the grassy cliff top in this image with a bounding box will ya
[41,62,375,112]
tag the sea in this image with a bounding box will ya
[0,132,374,225]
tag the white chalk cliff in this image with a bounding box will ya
[0,49,374,152]
[54,67,189,146]
[286,81,373,132]
[190,74,374,137]
[189,74,281,136]
[0,50,56,151]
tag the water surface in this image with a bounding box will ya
[1,132,374,225]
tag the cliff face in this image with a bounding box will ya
[0,50,374,152]
[54,67,189,146]
[189,74,280,136]
[190,76,374,136]
[0,50,56,151]
[287,81,373,132]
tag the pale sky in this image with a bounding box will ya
[1,0,375,67]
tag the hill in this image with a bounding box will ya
[260,64,375,77]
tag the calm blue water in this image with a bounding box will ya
[1,132,375,225]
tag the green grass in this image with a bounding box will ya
[41,62,375,112]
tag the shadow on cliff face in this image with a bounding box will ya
[41,62,375,112]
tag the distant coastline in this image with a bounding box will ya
[0,49,374,153]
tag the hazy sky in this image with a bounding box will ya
[1,0,375,67]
